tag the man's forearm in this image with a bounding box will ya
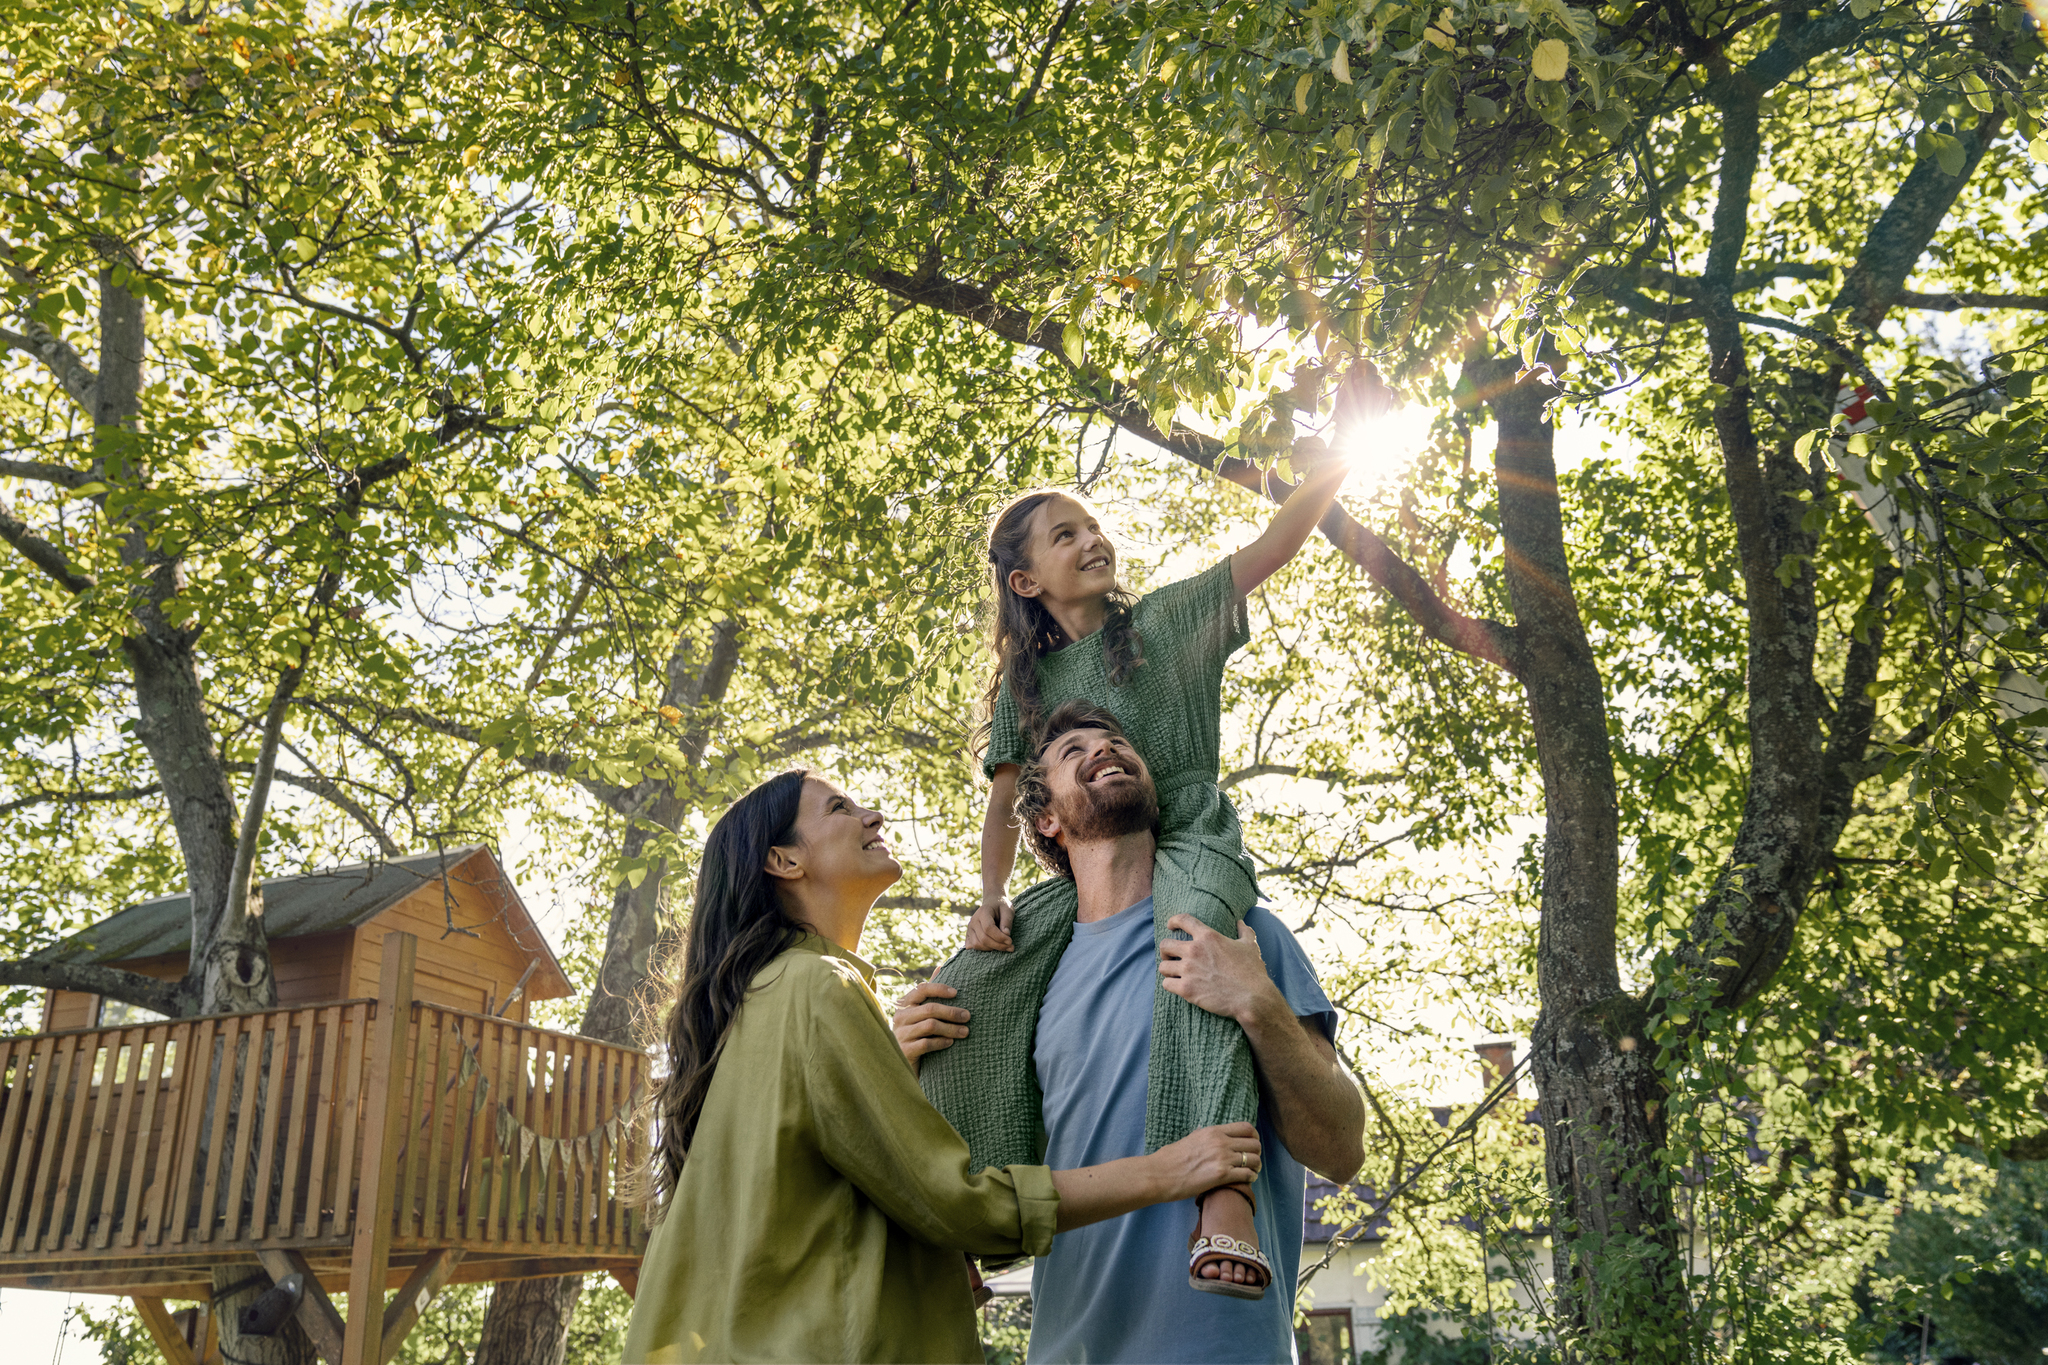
[1238,991,1365,1182]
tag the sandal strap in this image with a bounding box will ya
[1189,1235,1274,1277]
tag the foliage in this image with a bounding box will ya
[1866,1157,2048,1365]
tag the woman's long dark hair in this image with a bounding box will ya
[975,489,1143,758]
[646,769,808,1208]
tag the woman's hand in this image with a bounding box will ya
[1050,1123,1262,1232]
[891,981,970,1067]
[963,894,1014,952]
[1150,1122,1261,1203]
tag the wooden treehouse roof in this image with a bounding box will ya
[29,846,572,1003]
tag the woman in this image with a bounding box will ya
[622,769,1262,1364]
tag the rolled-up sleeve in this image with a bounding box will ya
[803,958,1058,1257]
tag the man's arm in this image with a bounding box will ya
[1158,915,1366,1182]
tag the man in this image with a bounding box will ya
[895,701,1366,1363]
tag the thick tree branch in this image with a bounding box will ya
[0,958,180,1016]
[0,499,97,592]
[864,266,1516,671]
[1833,25,2024,328]
[1894,289,2048,312]
[0,781,163,816]
[1701,6,1871,105]
[0,320,98,415]
[221,760,402,857]
[0,456,96,488]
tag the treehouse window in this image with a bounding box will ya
[97,998,169,1028]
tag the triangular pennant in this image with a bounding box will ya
[497,1103,516,1151]
[606,1116,620,1146]
[520,1127,535,1170]
[459,1049,479,1083]
[538,1136,554,1178]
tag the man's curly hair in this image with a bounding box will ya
[1015,699,1132,880]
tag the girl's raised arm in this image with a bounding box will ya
[1230,459,1351,597]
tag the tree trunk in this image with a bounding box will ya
[93,253,306,1357]
[1470,355,1683,1358]
[473,617,741,1363]
[86,258,276,1017]
[475,1274,586,1365]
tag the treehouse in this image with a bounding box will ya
[0,848,650,1365]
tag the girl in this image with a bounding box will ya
[917,460,1349,1300]
[621,769,1261,1363]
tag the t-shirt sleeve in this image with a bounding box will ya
[1136,557,1252,673]
[1245,906,1338,1043]
[982,676,1029,779]
[801,956,1059,1258]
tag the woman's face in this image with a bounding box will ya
[1011,494,1116,605]
[769,777,900,903]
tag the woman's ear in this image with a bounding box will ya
[764,844,804,883]
[1007,566,1043,600]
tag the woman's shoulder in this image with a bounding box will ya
[748,942,880,1014]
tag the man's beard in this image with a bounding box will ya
[1055,776,1160,845]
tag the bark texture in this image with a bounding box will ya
[476,1274,587,1365]
[1467,355,1681,1354]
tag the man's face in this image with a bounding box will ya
[1037,726,1159,847]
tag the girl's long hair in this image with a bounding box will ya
[975,489,1143,757]
[645,769,809,1209]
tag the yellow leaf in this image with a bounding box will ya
[462,143,482,168]
[292,237,318,262]
[658,705,683,723]
[1422,26,1453,49]
[1532,38,1570,82]
[1331,41,1352,84]
[1295,71,1313,114]
[1111,274,1142,290]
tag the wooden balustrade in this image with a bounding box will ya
[0,932,646,1365]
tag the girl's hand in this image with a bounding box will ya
[963,894,1015,952]
[1151,1123,1261,1202]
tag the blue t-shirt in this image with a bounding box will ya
[1028,899,1338,1364]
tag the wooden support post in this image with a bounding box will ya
[256,1247,347,1365]
[610,1266,639,1299]
[379,1248,465,1364]
[344,932,416,1365]
[132,1296,199,1365]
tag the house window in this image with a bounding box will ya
[1297,1308,1354,1365]
[98,997,169,1028]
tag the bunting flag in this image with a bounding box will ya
[491,1100,638,1171]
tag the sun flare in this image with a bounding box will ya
[1338,402,1435,487]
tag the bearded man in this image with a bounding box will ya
[895,700,1365,1363]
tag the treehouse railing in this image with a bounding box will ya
[0,952,646,1277]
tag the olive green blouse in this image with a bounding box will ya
[621,935,1059,1364]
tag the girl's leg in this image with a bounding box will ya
[1188,1186,1272,1297]
[920,877,1078,1174]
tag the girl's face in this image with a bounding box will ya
[1009,495,1117,606]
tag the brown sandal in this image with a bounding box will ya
[1187,1186,1271,1299]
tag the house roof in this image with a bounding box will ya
[30,846,570,997]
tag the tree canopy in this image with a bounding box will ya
[5,0,2046,1358]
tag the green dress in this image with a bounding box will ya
[920,558,1261,1170]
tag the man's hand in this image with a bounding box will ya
[1158,915,1284,1028]
[892,981,970,1067]
[963,894,1015,952]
